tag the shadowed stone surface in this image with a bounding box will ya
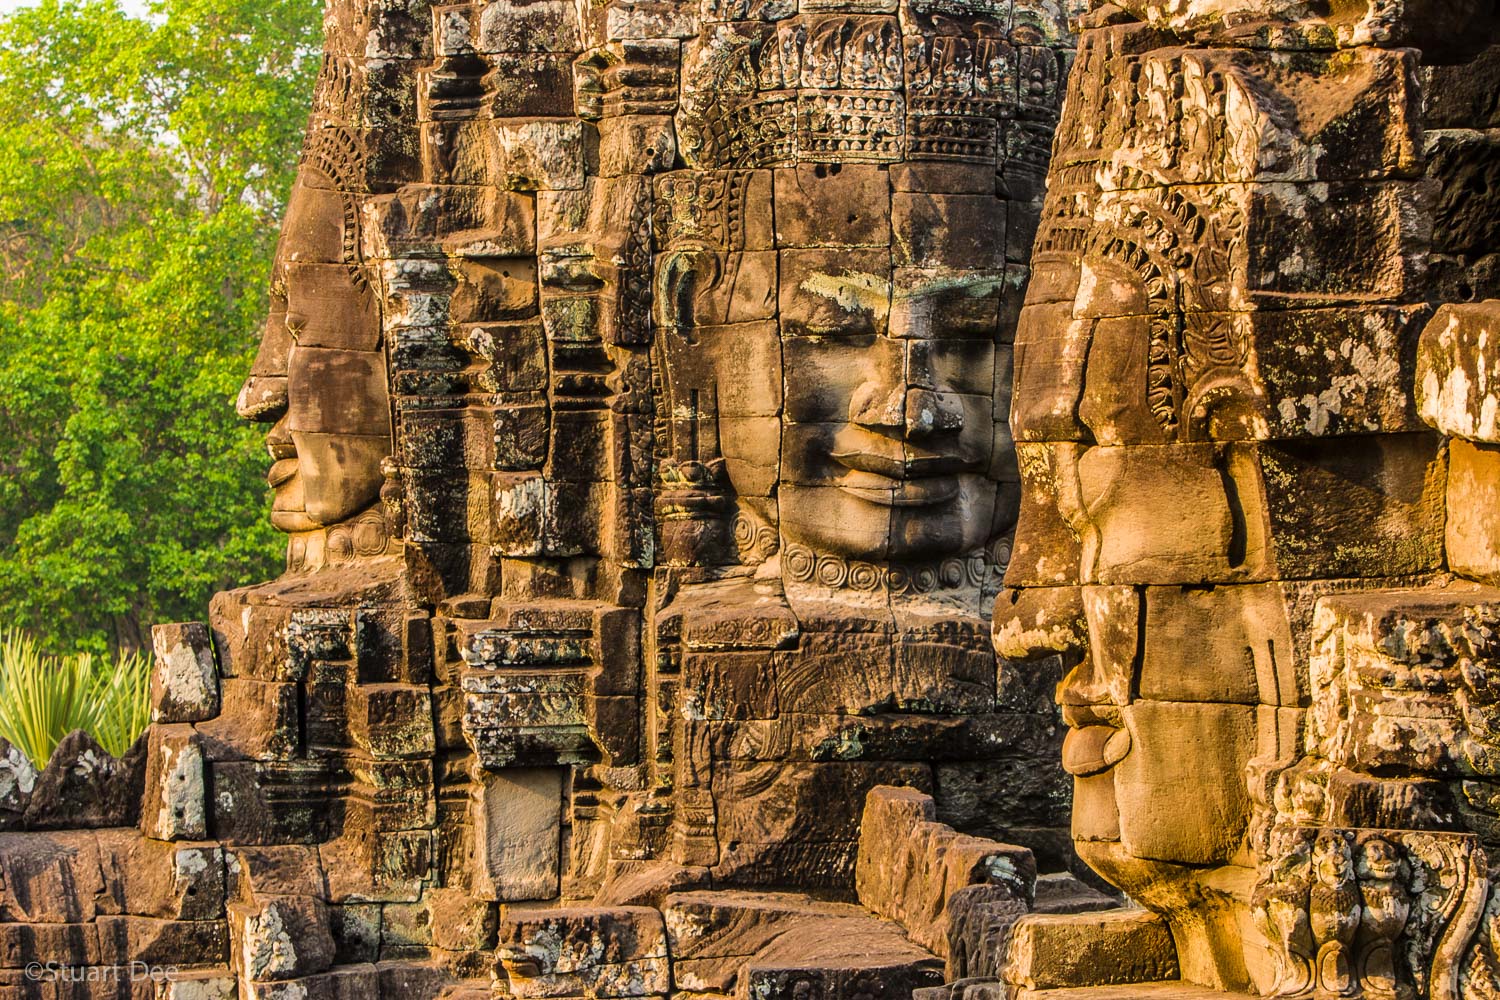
[0,0,1081,994]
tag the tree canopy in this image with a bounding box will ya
[0,0,321,653]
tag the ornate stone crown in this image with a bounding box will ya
[677,6,1067,169]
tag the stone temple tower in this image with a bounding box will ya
[7,2,1500,1000]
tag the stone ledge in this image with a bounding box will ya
[1003,910,1179,992]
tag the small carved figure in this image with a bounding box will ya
[1357,838,1414,1000]
[1255,832,1316,997]
[1310,834,1361,996]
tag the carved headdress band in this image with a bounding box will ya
[284,125,371,293]
[674,8,1067,169]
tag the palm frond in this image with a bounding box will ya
[0,629,151,767]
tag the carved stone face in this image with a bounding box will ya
[1047,255,1259,828]
[665,164,1016,567]
[776,260,1009,562]
[237,169,391,535]
[1005,246,1283,987]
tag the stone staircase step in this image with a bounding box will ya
[1021,984,1231,1000]
[745,922,944,1000]
[157,968,237,999]
[1004,910,1179,993]
[497,905,669,999]
[1031,874,1118,915]
[665,889,942,1000]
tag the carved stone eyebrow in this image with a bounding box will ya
[893,273,1006,302]
[798,270,891,313]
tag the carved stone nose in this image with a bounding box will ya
[236,374,289,422]
[905,388,964,436]
[850,382,965,437]
[849,380,906,430]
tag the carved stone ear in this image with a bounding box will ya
[1184,374,1269,443]
[653,246,721,342]
[573,47,615,121]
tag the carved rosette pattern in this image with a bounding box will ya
[782,543,1000,595]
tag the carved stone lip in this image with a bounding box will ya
[830,445,971,506]
[1062,724,1131,777]
[830,448,973,480]
[836,472,962,507]
[267,457,299,489]
[265,421,297,461]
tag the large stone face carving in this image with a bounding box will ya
[239,142,396,568]
[654,161,1015,570]
[0,0,1093,996]
[578,1,1074,892]
[996,2,1500,997]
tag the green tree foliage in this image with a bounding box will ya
[0,0,321,653]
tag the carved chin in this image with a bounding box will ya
[269,469,318,532]
[780,491,990,563]
[779,481,992,561]
[270,508,321,532]
[270,475,375,532]
[270,469,384,533]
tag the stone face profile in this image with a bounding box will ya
[995,0,1500,997]
[239,140,394,553]
[5,0,1500,998]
